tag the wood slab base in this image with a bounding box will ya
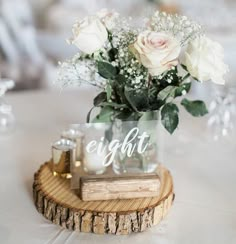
[33,162,174,235]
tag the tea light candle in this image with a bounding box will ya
[52,138,76,178]
[82,126,108,174]
[83,150,107,175]
[61,128,84,162]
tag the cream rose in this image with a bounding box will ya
[184,36,228,85]
[71,16,108,54]
[97,9,119,30]
[131,31,181,76]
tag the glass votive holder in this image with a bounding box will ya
[61,128,84,164]
[0,103,15,134]
[51,138,76,179]
[83,136,108,175]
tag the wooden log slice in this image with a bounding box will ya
[33,162,174,235]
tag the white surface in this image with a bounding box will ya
[1,89,236,244]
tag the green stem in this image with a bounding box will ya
[181,73,191,82]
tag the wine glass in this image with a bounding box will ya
[0,79,15,133]
[208,85,236,140]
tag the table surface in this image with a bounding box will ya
[1,89,236,244]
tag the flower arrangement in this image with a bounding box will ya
[57,10,228,134]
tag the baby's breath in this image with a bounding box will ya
[149,11,202,46]
[112,28,149,88]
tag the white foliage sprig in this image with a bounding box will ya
[57,54,106,89]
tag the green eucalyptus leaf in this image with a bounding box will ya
[157,86,177,100]
[181,98,208,117]
[99,102,128,109]
[124,88,139,112]
[116,74,126,83]
[175,83,191,97]
[115,85,127,104]
[92,106,114,123]
[149,99,165,111]
[161,103,179,134]
[93,92,107,106]
[124,87,149,112]
[97,61,117,79]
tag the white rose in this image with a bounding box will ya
[184,36,228,85]
[97,9,119,30]
[131,31,181,76]
[71,16,108,54]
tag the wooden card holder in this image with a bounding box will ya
[80,172,161,201]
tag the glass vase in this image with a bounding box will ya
[112,111,160,174]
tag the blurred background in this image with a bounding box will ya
[0,0,235,91]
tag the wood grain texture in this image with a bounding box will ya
[80,173,161,201]
[33,162,174,235]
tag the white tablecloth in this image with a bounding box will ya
[1,89,236,244]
